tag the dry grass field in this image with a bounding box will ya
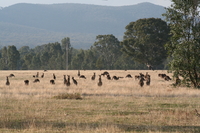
[0,70,200,133]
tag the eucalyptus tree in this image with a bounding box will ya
[18,46,31,56]
[0,46,8,70]
[7,45,20,70]
[82,49,96,70]
[61,37,73,70]
[96,56,104,70]
[163,0,200,87]
[49,42,62,56]
[92,34,122,69]
[31,54,41,70]
[121,18,170,69]
[71,49,85,70]
[40,52,49,69]
[23,53,34,70]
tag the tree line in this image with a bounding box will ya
[0,36,149,70]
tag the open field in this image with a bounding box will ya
[0,70,200,133]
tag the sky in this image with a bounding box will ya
[0,0,172,8]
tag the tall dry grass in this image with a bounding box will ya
[1,70,200,98]
[0,70,200,132]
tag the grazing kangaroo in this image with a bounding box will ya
[41,73,44,78]
[24,80,29,85]
[33,79,40,83]
[9,74,15,77]
[98,75,102,86]
[164,75,171,81]
[53,73,56,80]
[91,72,96,80]
[79,75,86,79]
[72,77,78,85]
[6,76,10,86]
[66,75,70,86]
[112,76,119,80]
[50,79,55,84]
[101,71,109,76]
[146,77,151,86]
[78,70,80,77]
[63,75,67,85]
[126,74,132,78]
[107,74,111,80]
[135,75,140,80]
[139,77,145,87]
[33,72,38,78]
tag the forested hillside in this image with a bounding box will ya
[0,2,165,49]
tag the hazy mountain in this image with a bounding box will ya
[0,2,165,49]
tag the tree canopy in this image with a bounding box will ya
[92,34,122,70]
[163,0,200,88]
[121,18,170,69]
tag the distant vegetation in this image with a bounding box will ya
[0,36,151,70]
[0,2,165,49]
[0,17,171,71]
[0,30,169,70]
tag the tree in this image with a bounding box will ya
[92,34,122,69]
[82,50,96,70]
[61,37,73,70]
[61,37,71,52]
[48,55,57,70]
[40,52,49,69]
[31,54,41,70]
[24,53,34,69]
[121,18,170,69]
[18,46,30,56]
[47,42,63,69]
[18,46,32,70]
[55,53,64,70]
[96,56,104,70]
[0,46,8,70]
[7,45,20,70]
[49,42,62,57]
[71,49,85,70]
[163,0,200,88]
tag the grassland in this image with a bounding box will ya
[0,70,200,133]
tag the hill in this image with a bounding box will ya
[0,2,166,49]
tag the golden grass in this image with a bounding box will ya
[0,70,200,132]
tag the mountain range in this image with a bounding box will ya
[0,2,166,49]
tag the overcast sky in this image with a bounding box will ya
[0,0,172,7]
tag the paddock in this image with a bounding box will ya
[0,70,181,98]
[0,70,200,132]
